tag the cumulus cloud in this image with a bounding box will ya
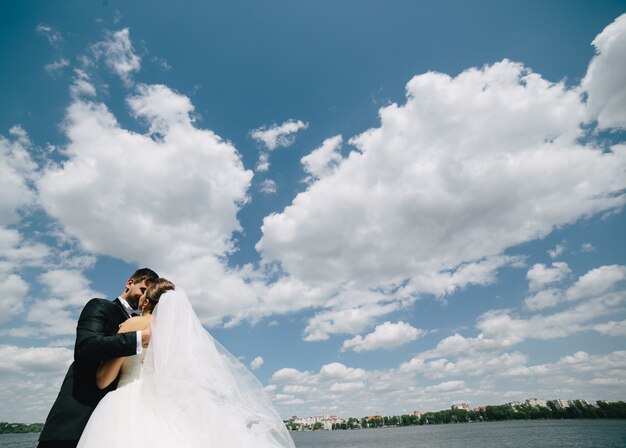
[251,119,308,151]
[250,356,264,370]
[527,262,571,291]
[267,346,626,417]
[271,367,312,384]
[69,69,97,98]
[35,71,287,327]
[38,269,103,306]
[342,321,425,352]
[582,13,626,129]
[259,179,277,194]
[581,242,595,253]
[251,119,308,172]
[503,351,626,385]
[0,345,72,421]
[92,28,141,85]
[303,300,400,341]
[36,24,62,47]
[524,288,561,311]
[258,60,626,293]
[0,126,37,226]
[301,135,343,180]
[548,241,567,259]
[0,345,72,374]
[0,273,28,324]
[565,265,626,301]
[592,320,626,336]
[256,43,626,343]
[45,58,69,74]
[256,152,270,172]
[38,83,252,267]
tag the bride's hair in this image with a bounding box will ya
[144,278,175,309]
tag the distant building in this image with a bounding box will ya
[291,415,345,431]
[526,398,547,408]
[549,399,571,410]
[413,411,423,418]
[451,403,470,411]
[508,401,525,409]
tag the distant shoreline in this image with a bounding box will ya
[287,400,626,431]
[0,422,43,435]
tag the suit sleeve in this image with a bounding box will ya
[75,299,137,362]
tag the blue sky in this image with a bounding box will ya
[1,1,626,422]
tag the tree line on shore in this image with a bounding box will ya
[0,422,44,434]
[326,400,626,431]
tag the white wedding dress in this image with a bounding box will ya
[77,290,295,448]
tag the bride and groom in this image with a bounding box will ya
[38,268,294,448]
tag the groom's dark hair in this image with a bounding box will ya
[129,268,159,285]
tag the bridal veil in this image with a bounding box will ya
[140,289,295,448]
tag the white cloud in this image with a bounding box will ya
[45,58,69,74]
[319,362,366,381]
[524,264,626,311]
[251,120,308,172]
[592,320,626,336]
[70,69,97,98]
[259,179,277,194]
[92,28,141,85]
[398,255,522,298]
[38,269,102,307]
[250,356,264,370]
[303,300,400,341]
[258,60,626,294]
[0,345,72,374]
[250,119,308,151]
[36,24,62,47]
[547,241,567,259]
[0,273,27,324]
[503,350,626,386]
[301,135,343,180]
[527,262,571,291]
[271,367,312,384]
[342,321,425,352]
[582,13,626,129]
[0,345,72,421]
[329,381,363,392]
[423,380,466,393]
[581,242,595,253]
[524,288,561,311]
[256,152,270,172]
[0,126,37,226]
[565,265,626,301]
[38,84,252,267]
[409,272,626,363]
[35,77,276,327]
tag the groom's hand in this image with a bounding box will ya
[142,324,151,347]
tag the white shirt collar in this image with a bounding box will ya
[118,296,139,316]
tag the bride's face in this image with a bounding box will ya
[137,291,148,311]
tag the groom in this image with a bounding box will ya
[38,268,159,448]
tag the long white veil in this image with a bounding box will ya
[140,289,295,448]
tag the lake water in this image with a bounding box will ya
[3,420,625,447]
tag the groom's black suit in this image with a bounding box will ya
[38,298,138,448]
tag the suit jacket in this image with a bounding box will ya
[39,298,138,442]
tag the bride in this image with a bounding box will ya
[77,278,295,448]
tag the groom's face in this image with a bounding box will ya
[126,279,149,309]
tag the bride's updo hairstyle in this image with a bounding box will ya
[143,278,175,312]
